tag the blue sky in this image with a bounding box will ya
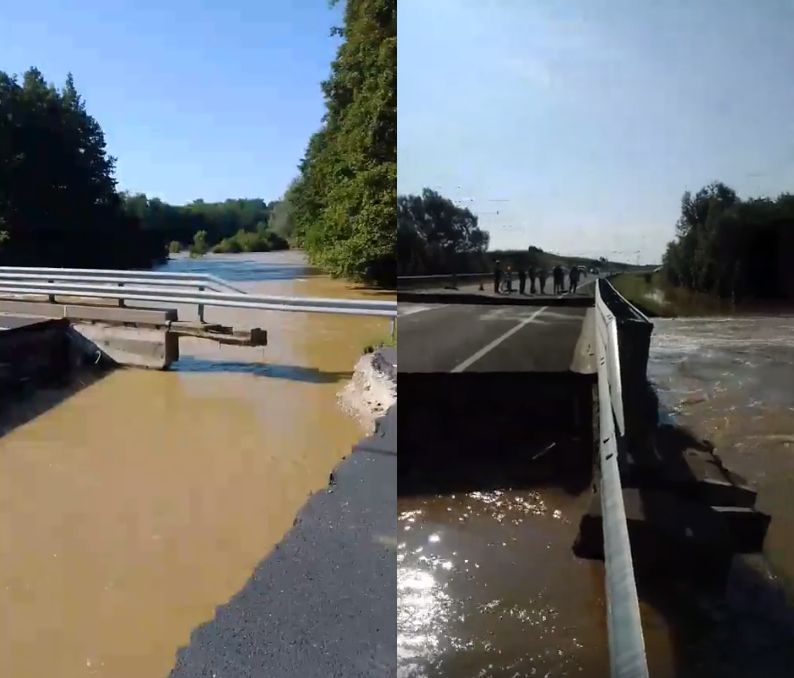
[398,0,794,262]
[0,0,342,205]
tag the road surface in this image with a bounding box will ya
[399,279,598,374]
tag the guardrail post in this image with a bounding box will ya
[47,280,55,303]
[599,279,656,479]
[118,282,125,307]
[389,317,396,340]
[615,317,654,469]
[198,286,205,323]
[451,272,458,290]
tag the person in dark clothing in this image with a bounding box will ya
[569,266,580,294]
[528,265,537,294]
[537,268,547,294]
[518,267,527,294]
[493,260,502,294]
[552,265,564,294]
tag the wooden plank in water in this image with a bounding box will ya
[169,322,268,347]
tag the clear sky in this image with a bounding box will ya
[398,0,794,263]
[0,0,342,205]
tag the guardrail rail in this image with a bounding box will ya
[0,267,398,322]
[594,278,650,678]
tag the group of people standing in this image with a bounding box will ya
[493,261,581,296]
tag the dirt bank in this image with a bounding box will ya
[339,347,397,431]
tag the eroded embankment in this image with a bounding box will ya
[170,412,397,678]
[166,349,399,677]
[339,346,397,431]
[398,371,596,496]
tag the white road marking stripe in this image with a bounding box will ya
[451,306,548,373]
[398,304,447,317]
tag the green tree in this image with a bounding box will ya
[0,68,164,268]
[663,181,794,301]
[268,177,301,241]
[189,230,208,257]
[290,0,396,285]
[397,188,490,274]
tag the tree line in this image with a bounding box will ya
[122,194,289,256]
[661,181,794,301]
[0,67,290,269]
[284,0,396,286]
[0,68,160,268]
[397,187,611,276]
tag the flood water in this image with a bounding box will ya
[398,313,794,678]
[646,315,794,677]
[0,251,392,678]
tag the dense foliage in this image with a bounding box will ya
[289,0,396,285]
[662,181,794,300]
[122,193,288,255]
[0,68,164,268]
[0,67,288,269]
[397,188,490,274]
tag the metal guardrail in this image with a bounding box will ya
[594,279,649,678]
[0,266,248,294]
[0,268,397,320]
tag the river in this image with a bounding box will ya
[0,251,392,678]
[398,312,794,678]
[645,314,794,677]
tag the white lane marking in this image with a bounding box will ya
[398,304,447,317]
[480,306,552,322]
[451,306,548,373]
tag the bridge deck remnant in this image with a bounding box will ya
[396,272,772,678]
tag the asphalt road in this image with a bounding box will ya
[399,280,597,374]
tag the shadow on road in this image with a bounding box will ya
[398,371,596,497]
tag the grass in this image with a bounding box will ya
[610,272,672,317]
[363,328,397,353]
[611,272,734,318]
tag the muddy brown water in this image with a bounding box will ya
[398,313,794,678]
[0,251,392,678]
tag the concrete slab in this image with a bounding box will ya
[712,505,771,554]
[628,448,758,509]
[570,307,597,375]
[574,487,734,583]
[69,323,179,370]
[0,298,177,324]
